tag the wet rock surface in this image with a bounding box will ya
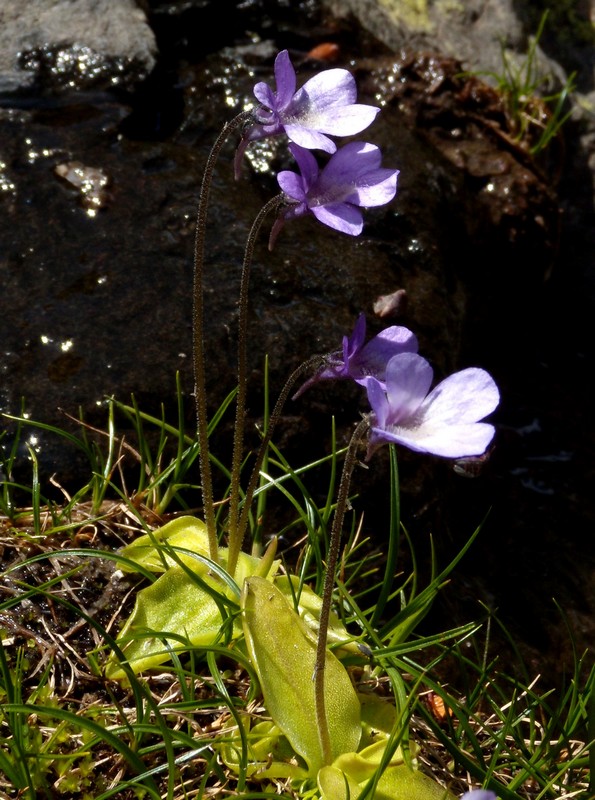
[0,0,594,686]
[0,0,156,94]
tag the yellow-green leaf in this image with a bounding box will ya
[369,764,456,800]
[242,576,361,774]
[105,518,281,679]
[105,565,235,679]
[319,762,456,800]
[274,575,362,655]
[332,739,404,784]
[219,716,309,781]
[119,516,212,572]
[358,691,400,749]
[318,764,361,800]
[119,516,280,582]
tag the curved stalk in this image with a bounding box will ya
[193,110,252,564]
[314,416,370,766]
[226,194,284,578]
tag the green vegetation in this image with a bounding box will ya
[469,11,577,155]
[0,38,591,800]
[0,395,591,798]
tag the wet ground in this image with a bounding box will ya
[1,1,594,689]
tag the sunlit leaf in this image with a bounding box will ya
[106,518,281,678]
[219,716,309,780]
[242,576,361,774]
[318,764,361,800]
[367,764,456,800]
[275,574,362,655]
[358,691,400,749]
[119,515,280,580]
[105,565,236,678]
[318,762,456,800]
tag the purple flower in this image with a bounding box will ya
[461,792,498,800]
[294,313,418,398]
[366,352,499,459]
[235,49,380,176]
[270,141,398,243]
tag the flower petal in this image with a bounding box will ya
[366,377,390,429]
[354,325,418,380]
[298,69,357,110]
[312,104,381,136]
[277,170,307,202]
[284,125,337,153]
[322,142,382,183]
[377,421,496,458]
[384,353,434,424]
[253,81,277,110]
[273,50,296,108]
[288,143,320,191]
[311,203,363,235]
[344,313,367,360]
[371,325,419,354]
[395,422,496,458]
[418,368,500,425]
[352,169,399,207]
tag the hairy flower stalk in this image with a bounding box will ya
[236,352,330,557]
[226,194,284,579]
[313,416,370,766]
[193,110,252,565]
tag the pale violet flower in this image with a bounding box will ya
[294,313,417,398]
[270,141,398,243]
[366,352,499,459]
[461,791,498,800]
[235,49,380,176]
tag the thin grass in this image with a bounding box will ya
[0,396,591,799]
[463,10,577,157]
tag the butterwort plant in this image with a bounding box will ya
[192,47,498,774]
[191,48,392,576]
[107,46,504,798]
[291,315,499,766]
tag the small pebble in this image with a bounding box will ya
[55,160,111,213]
[373,288,408,318]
